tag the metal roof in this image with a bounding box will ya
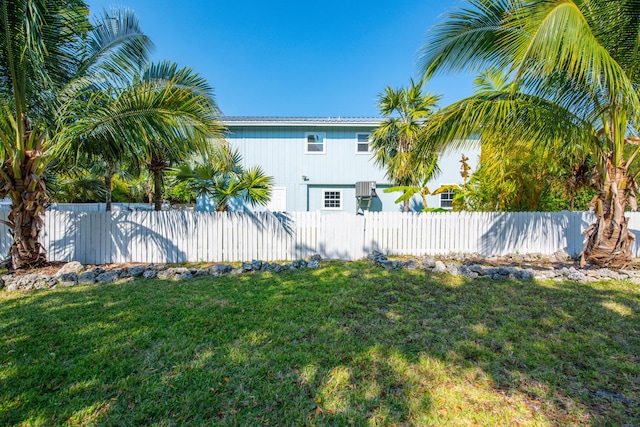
[221,116,382,127]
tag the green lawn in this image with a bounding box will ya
[1,262,638,426]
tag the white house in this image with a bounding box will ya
[197,116,479,213]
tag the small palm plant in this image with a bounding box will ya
[174,146,273,212]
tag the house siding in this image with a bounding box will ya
[198,118,479,212]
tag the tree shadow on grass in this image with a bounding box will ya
[0,264,638,425]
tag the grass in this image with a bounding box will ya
[1,261,639,426]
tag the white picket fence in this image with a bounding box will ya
[1,210,640,264]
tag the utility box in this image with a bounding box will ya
[356,181,376,198]
[355,181,377,215]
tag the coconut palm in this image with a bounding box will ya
[72,61,225,211]
[417,0,640,267]
[370,79,441,212]
[0,2,151,268]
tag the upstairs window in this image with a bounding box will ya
[323,190,342,210]
[356,133,370,154]
[305,132,326,154]
[440,189,455,209]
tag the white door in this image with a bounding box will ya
[267,187,287,211]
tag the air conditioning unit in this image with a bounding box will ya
[356,181,376,198]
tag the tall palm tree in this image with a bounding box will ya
[417,0,640,267]
[370,79,441,212]
[73,61,224,211]
[0,2,151,268]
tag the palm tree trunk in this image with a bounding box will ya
[152,168,163,211]
[581,158,635,268]
[104,172,113,212]
[2,121,50,269]
[6,148,49,269]
[148,155,167,211]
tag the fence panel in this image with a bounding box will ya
[3,210,640,264]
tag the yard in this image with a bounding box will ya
[1,261,638,426]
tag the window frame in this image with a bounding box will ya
[440,188,455,209]
[322,189,343,211]
[305,132,326,154]
[355,133,371,154]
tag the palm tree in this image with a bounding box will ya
[446,69,594,212]
[370,79,441,212]
[1,2,223,268]
[417,0,640,268]
[73,61,225,211]
[174,145,274,212]
[0,2,151,268]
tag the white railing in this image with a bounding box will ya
[0,210,638,264]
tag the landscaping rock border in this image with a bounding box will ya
[367,251,640,284]
[0,254,324,292]
[2,250,639,292]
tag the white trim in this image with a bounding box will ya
[355,133,371,154]
[223,117,382,127]
[439,186,456,209]
[305,132,326,155]
[322,189,343,210]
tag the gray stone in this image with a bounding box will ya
[458,266,479,279]
[251,260,263,270]
[491,273,508,281]
[96,271,119,283]
[405,260,419,270]
[307,260,320,269]
[3,273,51,291]
[594,268,619,280]
[553,249,571,262]
[421,256,436,269]
[179,271,193,280]
[77,271,97,285]
[367,251,385,261]
[121,269,132,278]
[58,272,78,287]
[499,266,518,276]
[445,262,459,275]
[128,266,146,277]
[210,264,232,275]
[242,262,254,272]
[194,269,209,277]
[272,264,283,273]
[92,267,106,275]
[379,260,394,270]
[142,269,157,279]
[230,268,243,275]
[260,262,271,271]
[517,269,535,281]
[467,264,485,274]
[566,271,585,281]
[433,261,447,273]
[292,259,307,268]
[55,261,85,276]
[309,254,322,261]
[157,268,188,280]
[45,276,58,288]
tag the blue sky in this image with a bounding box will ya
[85,0,474,117]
